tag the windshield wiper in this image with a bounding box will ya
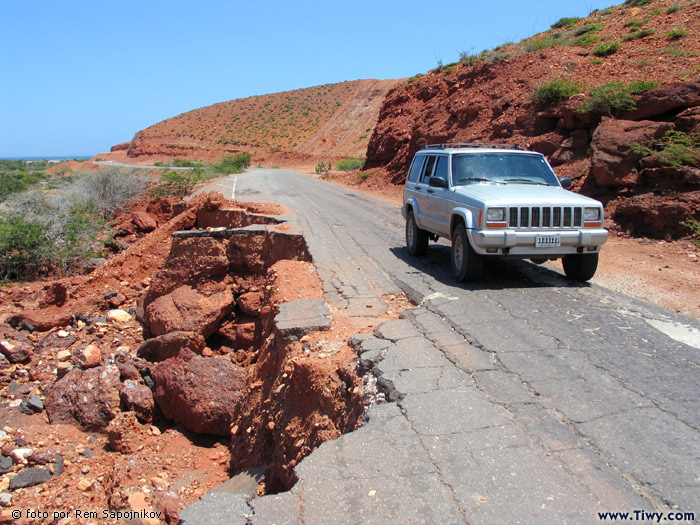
[457,177,505,184]
[503,178,548,186]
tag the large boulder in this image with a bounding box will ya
[145,237,230,301]
[151,351,246,436]
[44,365,121,430]
[137,331,206,362]
[9,307,73,332]
[612,191,700,238]
[623,82,700,121]
[591,118,673,188]
[144,284,235,338]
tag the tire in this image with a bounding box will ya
[562,253,599,281]
[406,210,429,256]
[451,223,483,282]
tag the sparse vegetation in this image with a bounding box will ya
[681,218,700,247]
[666,4,683,13]
[551,17,582,29]
[592,41,620,56]
[622,29,655,41]
[579,82,636,116]
[625,0,655,6]
[210,153,251,174]
[0,169,148,280]
[629,130,700,168]
[529,78,582,104]
[628,80,659,94]
[336,158,365,172]
[666,29,688,40]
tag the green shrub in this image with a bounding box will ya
[529,78,582,104]
[524,35,561,52]
[592,41,620,56]
[579,82,636,116]
[210,153,251,174]
[573,23,603,36]
[0,214,52,280]
[625,0,654,6]
[666,29,688,40]
[173,158,203,168]
[629,130,700,168]
[624,19,645,30]
[335,158,365,172]
[551,17,582,29]
[622,29,655,41]
[571,34,600,47]
[680,218,700,247]
[666,4,683,13]
[628,80,659,94]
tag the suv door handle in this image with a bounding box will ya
[427,189,434,194]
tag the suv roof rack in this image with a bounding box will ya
[422,143,523,150]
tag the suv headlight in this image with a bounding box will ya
[584,207,601,221]
[486,208,505,222]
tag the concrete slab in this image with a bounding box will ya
[274,299,330,337]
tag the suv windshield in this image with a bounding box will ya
[451,153,560,187]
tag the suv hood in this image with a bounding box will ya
[453,183,602,207]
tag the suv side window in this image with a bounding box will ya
[433,156,448,182]
[420,156,437,183]
[407,155,425,183]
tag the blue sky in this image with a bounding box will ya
[1,0,612,158]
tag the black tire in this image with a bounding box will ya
[562,253,599,281]
[406,210,429,256]
[451,223,482,282]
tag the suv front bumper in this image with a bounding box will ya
[469,228,608,256]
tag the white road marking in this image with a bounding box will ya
[645,318,700,350]
[231,175,237,200]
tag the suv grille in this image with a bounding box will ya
[508,206,583,228]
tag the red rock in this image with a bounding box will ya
[106,412,150,454]
[38,282,68,308]
[152,352,245,435]
[44,366,121,430]
[623,82,700,121]
[137,331,206,362]
[120,380,156,423]
[108,292,127,308]
[79,344,102,368]
[132,211,158,232]
[9,307,73,332]
[0,339,31,363]
[237,291,264,316]
[591,118,673,188]
[144,285,235,338]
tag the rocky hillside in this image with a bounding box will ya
[114,79,398,163]
[365,0,700,238]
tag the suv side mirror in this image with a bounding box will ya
[429,177,448,189]
[559,177,572,189]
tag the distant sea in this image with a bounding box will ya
[2,156,92,161]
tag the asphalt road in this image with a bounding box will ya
[184,168,700,524]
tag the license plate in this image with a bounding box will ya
[535,234,561,248]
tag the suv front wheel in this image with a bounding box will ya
[562,253,599,281]
[406,210,429,256]
[451,223,482,282]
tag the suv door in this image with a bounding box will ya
[413,155,437,231]
[422,155,450,236]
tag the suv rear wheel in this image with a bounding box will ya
[562,253,598,281]
[451,223,482,282]
[406,210,429,256]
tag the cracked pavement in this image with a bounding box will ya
[181,169,700,524]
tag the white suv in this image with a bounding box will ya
[401,143,608,282]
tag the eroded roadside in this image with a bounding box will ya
[0,191,406,523]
